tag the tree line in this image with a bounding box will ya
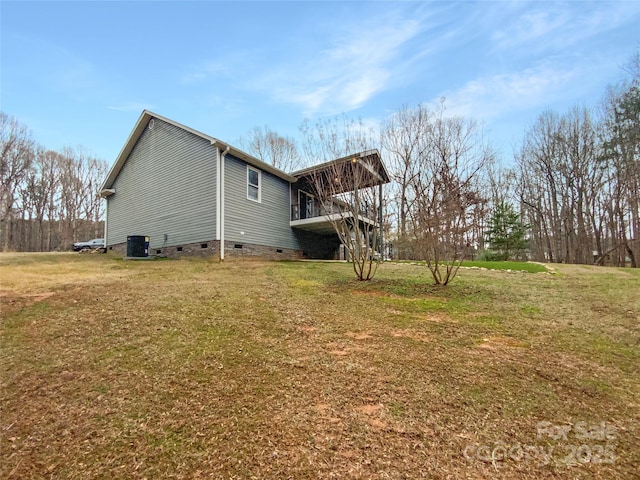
[0,112,108,252]
[241,52,638,280]
[516,55,639,268]
[2,52,637,278]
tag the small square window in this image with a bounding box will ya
[177,247,183,252]
[234,244,243,249]
[201,243,208,249]
[156,249,162,254]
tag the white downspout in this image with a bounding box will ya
[216,149,221,241]
[219,145,230,261]
[104,197,108,247]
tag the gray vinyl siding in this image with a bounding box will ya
[107,118,216,249]
[224,154,299,250]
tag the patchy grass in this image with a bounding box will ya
[394,259,549,273]
[461,260,549,273]
[1,253,639,479]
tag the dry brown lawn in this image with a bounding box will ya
[1,253,639,479]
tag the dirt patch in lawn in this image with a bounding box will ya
[355,403,384,415]
[0,290,55,314]
[345,331,374,340]
[476,336,529,350]
[391,329,431,343]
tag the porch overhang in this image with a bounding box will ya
[290,212,378,234]
[291,149,390,194]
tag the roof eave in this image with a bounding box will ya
[212,139,297,182]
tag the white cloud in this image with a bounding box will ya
[435,65,579,120]
[491,9,568,50]
[491,2,639,53]
[253,12,424,115]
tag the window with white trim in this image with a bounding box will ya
[247,166,261,202]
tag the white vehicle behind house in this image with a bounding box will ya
[72,238,105,251]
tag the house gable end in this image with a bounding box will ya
[101,110,295,194]
[105,116,218,249]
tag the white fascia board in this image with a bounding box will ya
[211,139,296,183]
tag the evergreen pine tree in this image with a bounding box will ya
[485,202,529,260]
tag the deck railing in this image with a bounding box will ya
[291,202,377,222]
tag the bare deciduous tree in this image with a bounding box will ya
[0,113,35,249]
[0,112,107,252]
[380,102,491,283]
[600,67,639,267]
[409,108,491,285]
[381,104,432,258]
[57,147,108,246]
[239,125,301,173]
[299,117,385,281]
[38,149,62,251]
[518,107,608,265]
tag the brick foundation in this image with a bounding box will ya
[223,241,303,260]
[107,239,303,261]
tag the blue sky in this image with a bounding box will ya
[2,1,639,164]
